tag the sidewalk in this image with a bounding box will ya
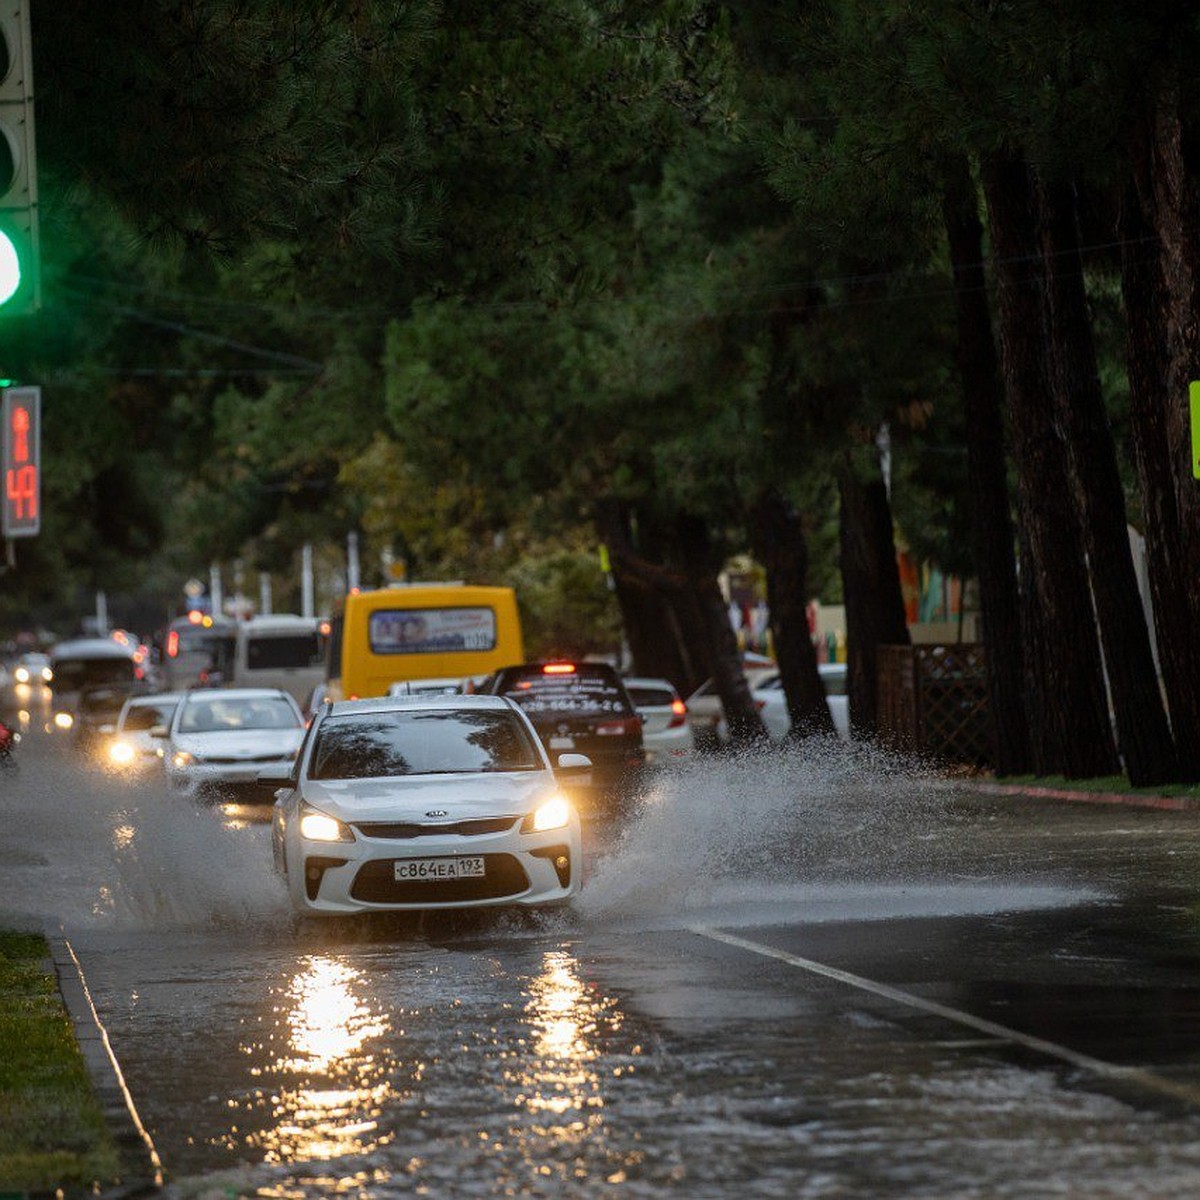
[965,778,1200,813]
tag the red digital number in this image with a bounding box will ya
[6,464,37,519]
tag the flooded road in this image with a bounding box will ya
[7,727,1200,1196]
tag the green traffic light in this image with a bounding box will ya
[0,230,20,305]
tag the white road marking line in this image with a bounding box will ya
[690,925,1200,1109]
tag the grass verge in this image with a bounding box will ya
[995,774,1200,800]
[0,929,122,1195]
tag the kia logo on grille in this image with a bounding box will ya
[426,809,449,818]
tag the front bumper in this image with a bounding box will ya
[284,816,582,915]
[169,759,294,795]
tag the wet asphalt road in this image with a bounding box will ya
[7,717,1200,1196]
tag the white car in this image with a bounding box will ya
[718,664,850,742]
[685,666,780,749]
[266,694,586,917]
[164,687,305,799]
[624,677,694,762]
[11,651,51,686]
[105,691,185,773]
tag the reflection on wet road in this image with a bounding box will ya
[10,732,1200,1194]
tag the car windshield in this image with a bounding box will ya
[179,696,299,733]
[310,709,541,780]
[51,656,135,691]
[121,701,178,732]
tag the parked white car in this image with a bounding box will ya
[266,694,586,917]
[164,687,305,800]
[624,677,694,762]
[717,664,850,742]
[685,666,780,749]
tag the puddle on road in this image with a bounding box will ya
[0,734,287,933]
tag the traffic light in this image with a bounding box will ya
[2,384,39,536]
[0,2,38,314]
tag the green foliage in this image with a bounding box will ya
[0,932,122,1191]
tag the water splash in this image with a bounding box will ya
[577,740,1090,928]
[0,733,287,934]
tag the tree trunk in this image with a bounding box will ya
[1038,177,1178,786]
[837,457,910,739]
[980,150,1118,778]
[749,488,834,739]
[941,157,1032,775]
[593,499,705,695]
[1119,87,1200,779]
[675,511,767,744]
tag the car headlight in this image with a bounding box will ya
[53,711,73,730]
[13,667,28,683]
[40,667,52,682]
[299,804,354,843]
[109,740,137,766]
[522,794,572,834]
[171,750,196,769]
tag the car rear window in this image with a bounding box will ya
[51,657,136,692]
[310,710,540,779]
[495,666,634,719]
[627,685,675,709]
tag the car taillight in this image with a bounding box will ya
[754,699,766,711]
[597,716,640,737]
[668,698,687,729]
[166,630,179,658]
[543,663,576,675]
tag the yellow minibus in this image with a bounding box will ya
[326,584,524,700]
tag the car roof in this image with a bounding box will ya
[124,691,185,705]
[51,638,136,660]
[178,687,295,702]
[325,693,516,719]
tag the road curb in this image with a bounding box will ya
[970,781,1200,812]
[47,937,163,1197]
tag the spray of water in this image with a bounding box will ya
[576,738,1078,930]
[0,737,287,935]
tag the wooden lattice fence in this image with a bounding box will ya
[877,643,993,767]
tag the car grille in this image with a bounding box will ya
[350,854,529,903]
[353,817,518,839]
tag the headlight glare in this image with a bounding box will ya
[299,805,353,843]
[172,750,195,769]
[109,740,136,766]
[53,711,73,730]
[524,794,571,833]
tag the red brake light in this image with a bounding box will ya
[543,663,576,675]
[668,698,687,728]
[166,630,179,658]
[187,609,203,624]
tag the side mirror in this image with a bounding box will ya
[256,763,298,790]
[149,725,169,739]
[555,752,592,776]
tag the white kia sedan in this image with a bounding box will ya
[164,687,305,799]
[265,694,586,917]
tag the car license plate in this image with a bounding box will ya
[394,856,485,882]
[549,735,575,749]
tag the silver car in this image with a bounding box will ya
[164,687,305,800]
[266,694,587,917]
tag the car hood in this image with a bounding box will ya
[174,729,303,758]
[300,772,556,821]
